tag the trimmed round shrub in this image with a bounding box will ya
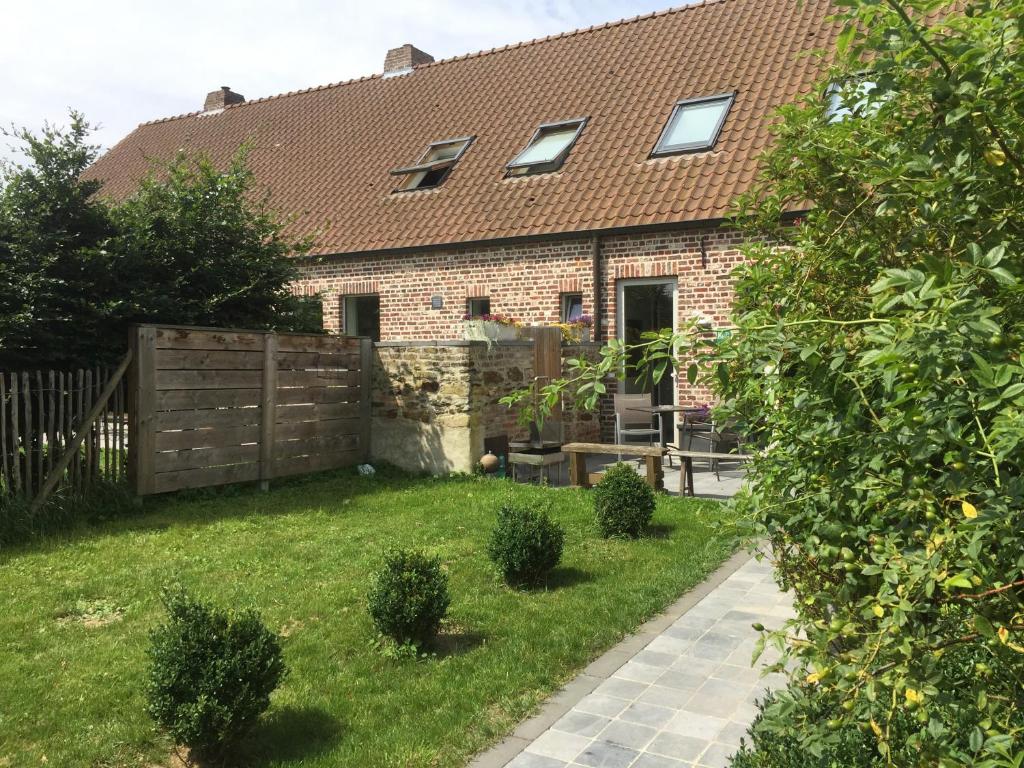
[487,502,565,586]
[367,549,450,647]
[146,587,286,763]
[593,462,656,538]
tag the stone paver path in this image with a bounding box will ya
[493,556,793,768]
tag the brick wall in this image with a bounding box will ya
[298,223,746,437]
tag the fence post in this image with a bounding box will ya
[132,326,157,497]
[259,333,279,492]
[359,337,372,462]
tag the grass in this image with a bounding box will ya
[0,466,738,767]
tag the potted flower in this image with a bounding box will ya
[576,314,594,343]
[463,313,521,342]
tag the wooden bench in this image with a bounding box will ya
[562,442,666,490]
[670,450,752,496]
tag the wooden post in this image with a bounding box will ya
[10,374,20,495]
[0,374,8,494]
[132,327,157,497]
[359,337,372,462]
[22,372,32,496]
[644,454,664,491]
[258,333,278,492]
[567,450,588,487]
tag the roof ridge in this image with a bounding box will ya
[139,0,734,128]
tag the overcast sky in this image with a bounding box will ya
[0,0,679,165]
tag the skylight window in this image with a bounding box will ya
[507,119,587,176]
[652,93,735,156]
[391,136,473,191]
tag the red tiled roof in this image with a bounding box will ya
[84,0,838,256]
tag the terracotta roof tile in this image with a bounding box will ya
[84,0,838,256]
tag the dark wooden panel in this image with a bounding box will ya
[276,335,361,354]
[275,401,360,423]
[277,386,360,405]
[156,370,262,391]
[277,351,360,371]
[154,328,264,351]
[156,349,264,370]
[155,425,261,451]
[155,407,262,431]
[155,444,260,473]
[271,449,361,478]
[157,389,262,411]
[276,418,362,441]
[273,433,360,459]
[152,462,260,493]
[277,369,360,388]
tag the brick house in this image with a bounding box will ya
[86,0,838,423]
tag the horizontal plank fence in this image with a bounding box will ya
[132,325,371,496]
[0,363,130,502]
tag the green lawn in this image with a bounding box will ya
[0,467,737,767]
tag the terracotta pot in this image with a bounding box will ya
[479,452,500,474]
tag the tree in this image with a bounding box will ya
[502,1,1024,763]
[0,119,321,370]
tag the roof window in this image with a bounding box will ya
[391,136,473,191]
[507,118,587,176]
[652,93,734,156]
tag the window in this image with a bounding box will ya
[506,118,587,176]
[391,136,473,191]
[652,93,734,156]
[561,293,584,323]
[466,297,491,317]
[344,295,380,341]
[825,79,879,122]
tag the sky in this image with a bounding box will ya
[0,0,681,165]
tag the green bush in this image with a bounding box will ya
[487,501,565,586]
[593,462,655,538]
[367,549,450,648]
[146,587,286,764]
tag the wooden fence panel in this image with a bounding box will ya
[133,325,370,496]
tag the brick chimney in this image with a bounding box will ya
[383,44,434,77]
[203,86,246,112]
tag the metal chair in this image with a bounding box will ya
[613,393,661,462]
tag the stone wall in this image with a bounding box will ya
[370,340,601,474]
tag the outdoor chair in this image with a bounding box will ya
[613,393,661,462]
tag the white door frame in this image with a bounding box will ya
[616,277,679,438]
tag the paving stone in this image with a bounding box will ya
[593,677,648,702]
[597,719,658,750]
[614,661,665,684]
[507,752,569,768]
[631,754,694,768]
[637,684,693,709]
[696,741,738,768]
[663,710,729,741]
[618,701,676,729]
[632,649,680,668]
[553,711,612,738]
[526,730,592,762]
[655,669,707,692]
[685,678,752,719]
[716,719,751,748]
[645,634,695,655]
[646,731,711,762]
[573,739,639,768]
[576,693,629,718]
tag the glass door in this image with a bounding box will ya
[617,279,677,440]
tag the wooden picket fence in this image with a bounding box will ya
[0,363,130,503]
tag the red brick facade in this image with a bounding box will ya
[295,224,743,417]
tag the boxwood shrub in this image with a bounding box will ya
[593,462,655,538]
[487,501,565,586]
[367,549,450,648]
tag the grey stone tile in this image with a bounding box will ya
[709,664,762,686]
[716,720,751,748]
[632,649,680,669]
[597,719,658,750]
[645,634,695,656]
[618,701,676,729]
[646,732,711,762]
[669,656,720,677]
[637,684,693,709]
[689,641,738,663]
[686,678,752,719]
[614,661,665,684]
[696,741,738,768]
[576,693,629,718]
[553,711,612,738]
[655,669,707,692]
[574,739,639,768]
[631,754,694,768]
[526,730,592,762]
[663,710,729,741]
[593,677,648,702]
[507,752,569,768]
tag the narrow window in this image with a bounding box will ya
[561,293,584,323]
[344,295,380,341]
[506,118,587,176]
[652,93,734,156]
[466,297,491,317]
[391,136,473,191]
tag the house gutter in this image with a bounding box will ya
[590,235,603,343]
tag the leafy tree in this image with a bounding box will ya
[0,118,321,370]
[502,0,1024,764]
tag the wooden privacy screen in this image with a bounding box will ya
[131,325,371,495]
